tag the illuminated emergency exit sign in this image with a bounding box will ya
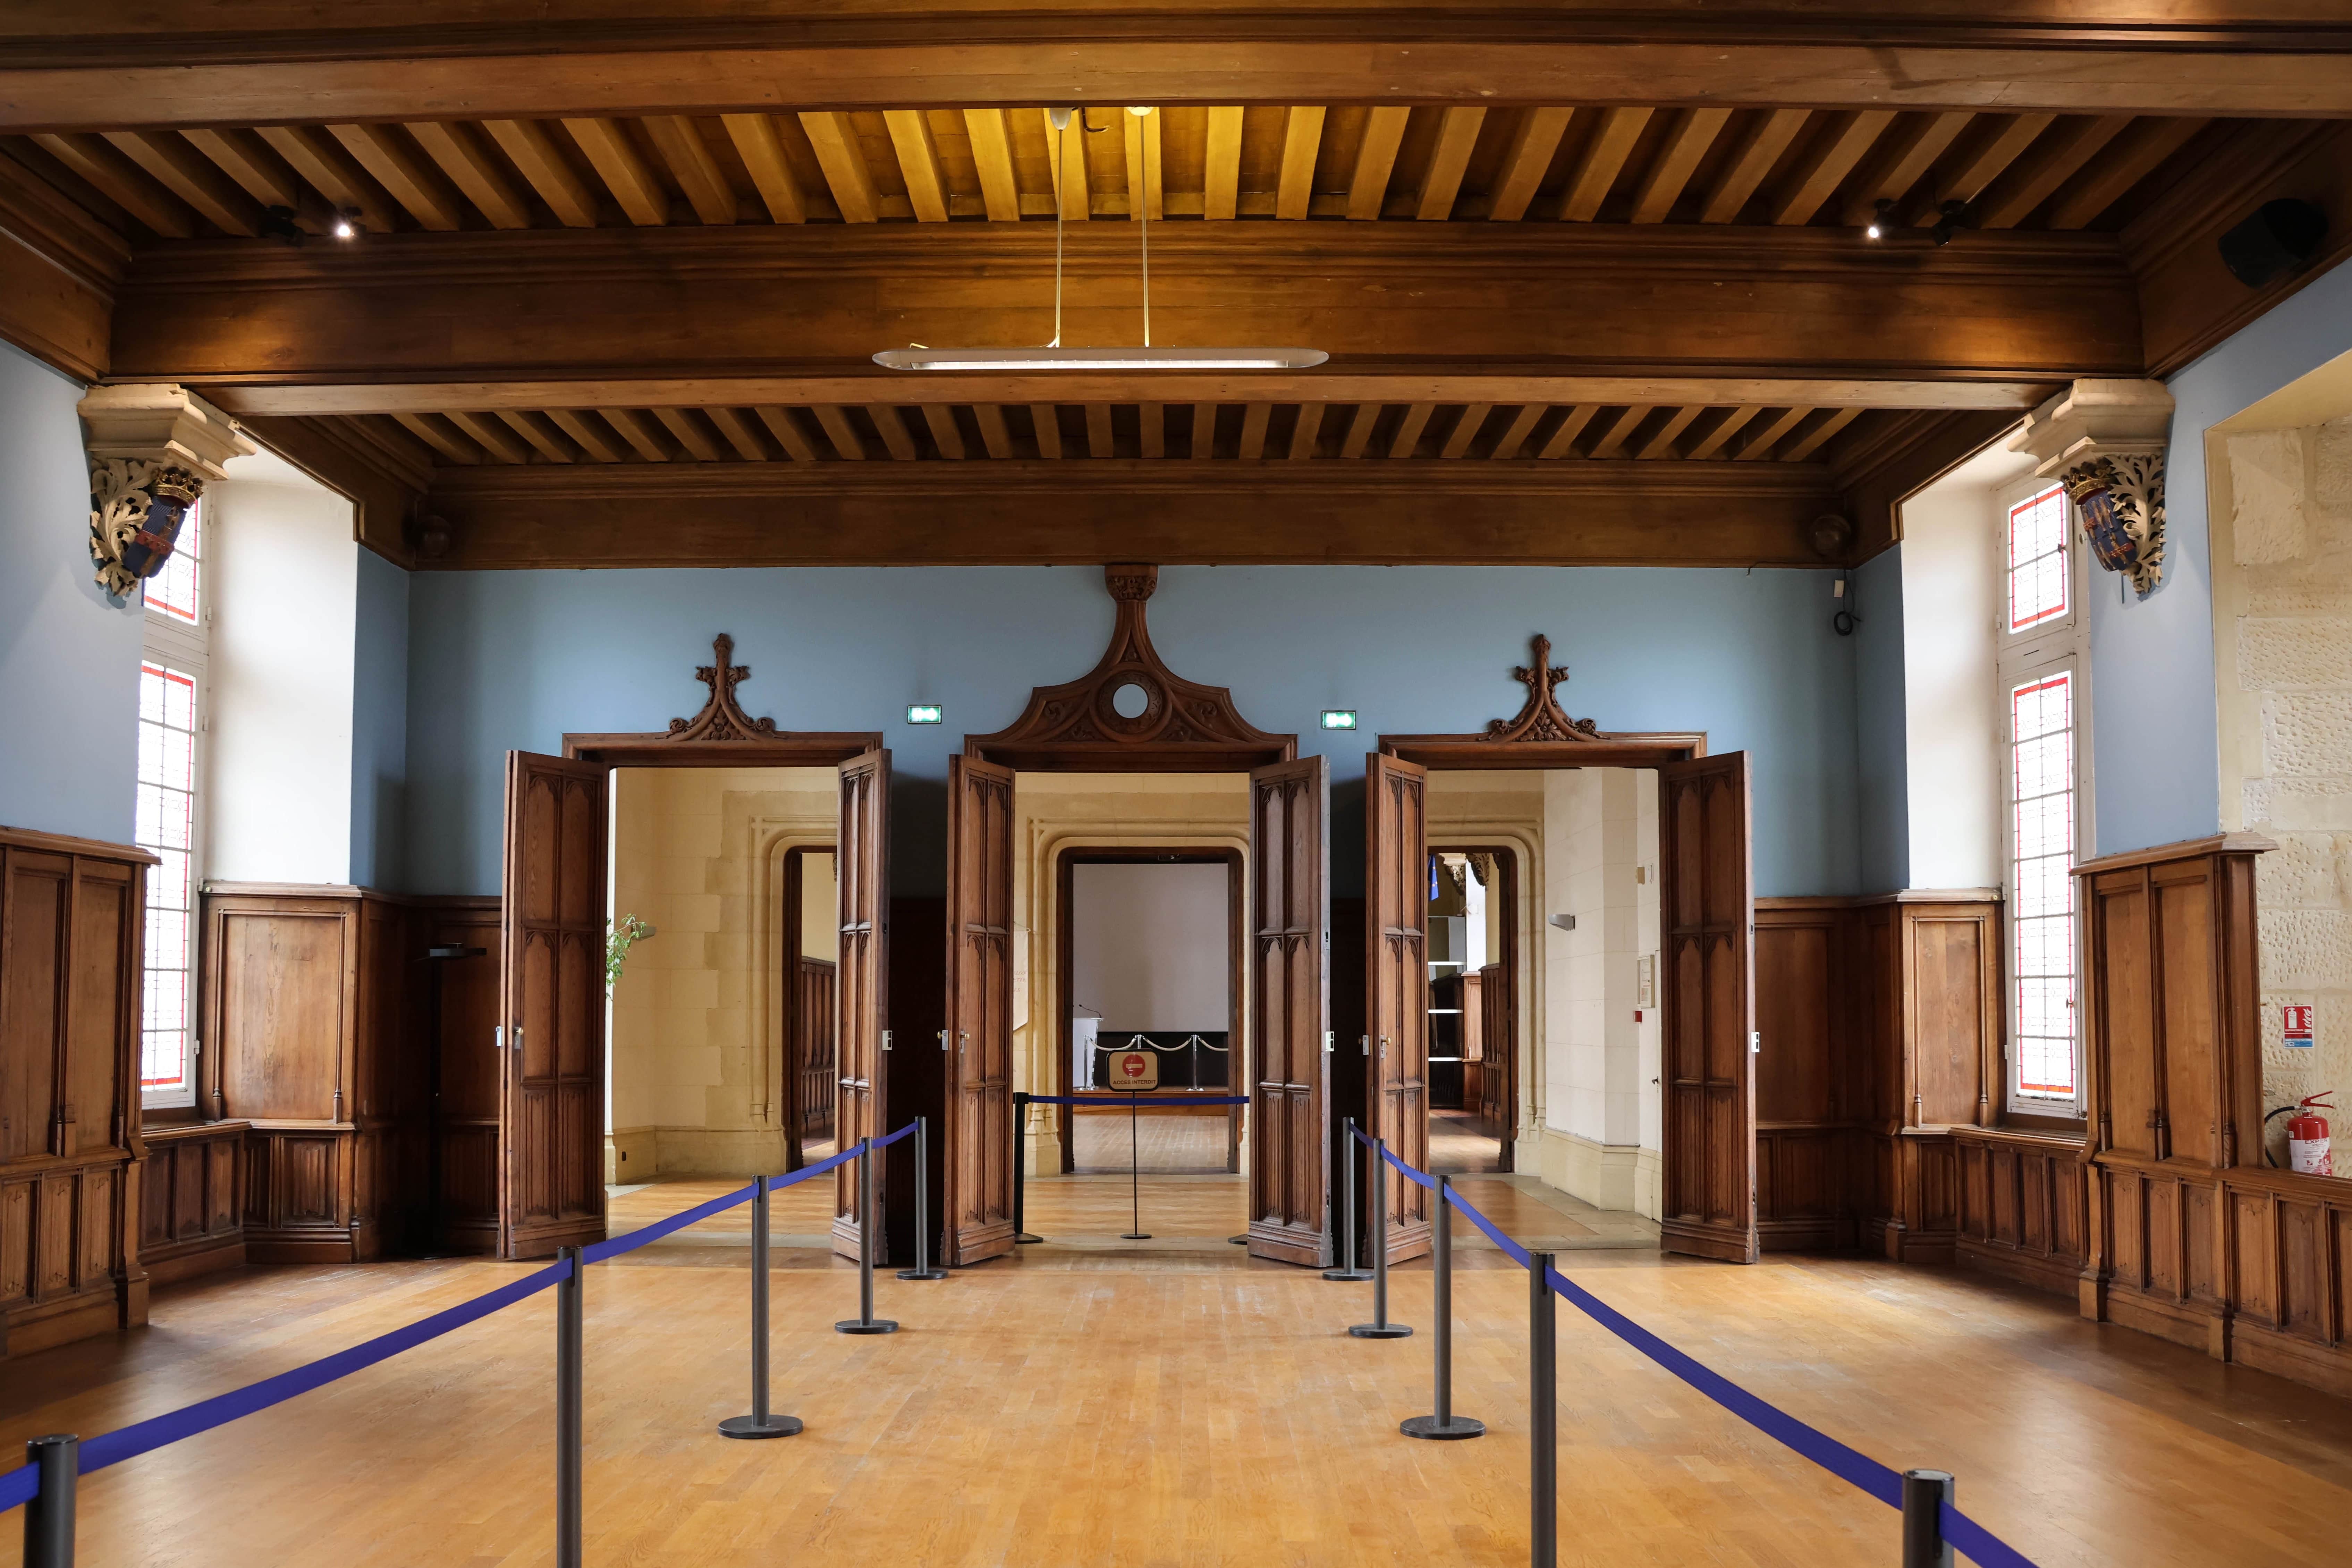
[2285,1004,2316,1049]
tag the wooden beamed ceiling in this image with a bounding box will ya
[9,103,2229,241]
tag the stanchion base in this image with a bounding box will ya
[1322,1266,1374,1281]
[835,1319,901,1334]
[1400,1415,1486,1441]
[718,1414,804,1440]
[1120,1231,1153,1240]
[895,1266,949,1281]
[1015,1232,1044,1244]
[1349,1323,1415,1339]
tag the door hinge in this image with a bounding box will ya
[1750,1031,1760,1055]
[939,1029,949,1051]
[882,1029,892,1052]
[1323,1031,1334,1052]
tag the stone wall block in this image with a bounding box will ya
[2262,690,2352,776]
[2317,415,2352,533]
[2261,907,2352,990]
[2238,615,2352,690]
[2230,428,2309,565]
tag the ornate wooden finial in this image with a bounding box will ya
[1105,563,1158,602]
[1483,634,1599,743]
[668,633,779,741]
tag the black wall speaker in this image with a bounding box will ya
[2218,199,2328,289]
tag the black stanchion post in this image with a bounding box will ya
[1012,1092,1042,1244]
[720,1176,802,1438]
[1529,1250,1557,1568]
[1402,1172,1484,1440]
[835,1137,899,1334]
[1323,1117,1372,1281]
[556,1246,583,1568]
[1349,1137,1412,1339]
[1121,1094,1151,1240]
[23,1434,76,1568]
[1901,1469,1954,1568]
[897,1115,948,1281]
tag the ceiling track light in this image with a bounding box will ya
[1857,197,1973,248]
[876,105,1325,375]
[330,207,365,241]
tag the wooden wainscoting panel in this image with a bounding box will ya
[138,1121,249,1285]
[1,826,150,1362]
[1754,899,1856,1251]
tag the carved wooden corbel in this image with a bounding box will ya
[2010,378,2174,600]
[79,384,255,599]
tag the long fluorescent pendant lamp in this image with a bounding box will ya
[875,346,1326,371]
[874,106,1323,375]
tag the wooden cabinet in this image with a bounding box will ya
[0,825,150,1360]
[197,883,427,1263]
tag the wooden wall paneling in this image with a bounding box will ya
[797,958,838,1146]
[942,754,1014,1266]
[1248,756,1331,1268]
[136,1121,247,1285]
[496,755,609,1261]
[1658,752,1757,1264]
[0,826,151,1362]
[834,748,891,1258]
[1753,899,1855,1251]
[1364,752,1431,1264]
[420,897,500,1254]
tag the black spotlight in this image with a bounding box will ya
[259,205,303,245]
[2219,199,2328,289]
[1929,199,1972,247]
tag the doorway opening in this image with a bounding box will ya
[1425,846,1517,1177]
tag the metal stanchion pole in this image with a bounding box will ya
[897,1115,948,1280]
[835,1137,899,1334]
[720,1176,802,1438]
[1901,1470,1955,1568]
[1121,1094,1151,1240]
[1013,1092,1042,1244]
[1403,1172,1484,1440]
[23,1434,76,1568]
[556,1246,583,1568]
[1323,1117,1372,1281]
[1529,1250,1557,1568]
[1349,1136,1413,1339]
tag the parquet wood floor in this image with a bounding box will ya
[8,1183,2352,1567]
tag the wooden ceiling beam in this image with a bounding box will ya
[1386,401,1435,457]
[1276,107,1325,221]
[798,112,880,225]
[599,406,672,460]
[1976,115,2135,230]
[1486,405,1543,461]
[414,453,1851,570]
[1438,402,1491,458]
[1123,105,1162,222]
[445,408,533,462]
[883,110,950,224]
[562,117,668,226]
[253,124,396,234]
[1771,110,1898,227]
[753,405,819,461]
[1912,114,2055,224]
[1684,405,1763,459]
[120,223,2136,395]
[1415,106,1486,221]
[544,407,627,460]
[1203,107,1244,221]
[179,128,304,217]
[33,132,197,236]
[1287,402,1321,459]
[100,130,264,235]
[484,118,600,227]
[1558,107,1651,222]
[1347,106,1412,222]
[329,122,465,230]
[972,403,1014,459]
[1487,108,1572,223]
[1535,405,1597,458]
[1086,401,1116,458]
[961,109,1022,223]
[644,115,737,225]
[1190,401,1217,459]
[2047,116,2207,230]
[1839,111,1973,228]
[1629,109,1730,224]
[8,13,2351,127]
[1699,109,1811,224]
[392,410,481,464]
[493,408,576,463]
[1028,402,1062,458]
[720,114,808,224]
[653,406,725,460]
[406,119,533,229]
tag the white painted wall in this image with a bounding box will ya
[203,449,357,885]
[1070,860,1231,1030]
[1897,441,2026,891]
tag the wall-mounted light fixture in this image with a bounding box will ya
[906,704,944,725]
[331,208,364,241]
[1319,709,1358,730]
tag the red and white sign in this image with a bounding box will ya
[1109,1050,1159,1091]
[2284,1004,2316,1050]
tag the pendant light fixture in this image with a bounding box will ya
[874,107,1327,374]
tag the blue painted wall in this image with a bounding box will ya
[2094,254,2352,855]
[350,548,411,887]
[0,343,140,845]
[405,564,1862,898]
[1850,547,1910,894]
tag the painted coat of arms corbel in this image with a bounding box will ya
[2009,379,2175,600]
[79,384,255,599]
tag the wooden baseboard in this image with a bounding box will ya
[1662,1219,1760,1263]
[143,1235,248,1287]
[2099,1283,2227,1354]
[0,1291,121,1360]
[1245,1220,1327,1268]
[2227,1317,2352,1397]
[1954,1237,2080,1297]
[1758,1215,1850,1252]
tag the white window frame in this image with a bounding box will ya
[1996,478,2093,1120]
[139,499,209,1111]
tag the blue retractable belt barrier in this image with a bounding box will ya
[1023,1094,1249,1107]
[3,1122,926,1513]
[1353,1126,2041,1566]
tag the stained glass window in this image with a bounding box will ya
[2010,670,2078,1100]
[2007,484,2069,633]
[138,661,200,1095]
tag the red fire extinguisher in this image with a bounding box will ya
[2290,1092,2334,1177]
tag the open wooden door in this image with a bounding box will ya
[1659,751,1758,1263]
[831,747,890,1260]
[1477,961,1513,1153]
[1247,756,1330,1265]
[1364,752,1432,1263]
[498,751,608,1260]
[943,754,1016,1265]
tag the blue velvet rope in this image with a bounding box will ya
[0,1123,926,1512]
[1022,1093,1249,1107]
[1360,1129,2042,1567]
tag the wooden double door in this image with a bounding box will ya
[939,756,1332,1266]
[1361,752,1758,1265]
[495,748,892,1261]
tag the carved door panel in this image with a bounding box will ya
[831,748,889,1259]
[1478,961,1513,1151]
[943,755,1015,1265]
[1659,752,1758,1264]
[1365,752,1431,1263]
[1247,756,1330,1266]
[498,751,608,1261]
